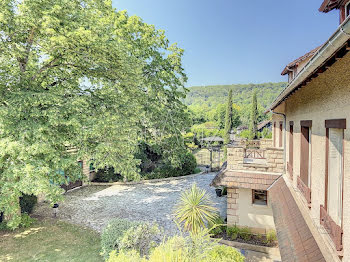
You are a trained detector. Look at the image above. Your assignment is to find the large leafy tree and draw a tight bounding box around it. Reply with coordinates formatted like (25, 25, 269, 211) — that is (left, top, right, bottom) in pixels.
(0, 0, 188, 228)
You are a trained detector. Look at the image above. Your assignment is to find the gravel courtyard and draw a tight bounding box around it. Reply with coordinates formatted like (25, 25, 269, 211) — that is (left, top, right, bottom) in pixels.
(34, 172, 226, 235)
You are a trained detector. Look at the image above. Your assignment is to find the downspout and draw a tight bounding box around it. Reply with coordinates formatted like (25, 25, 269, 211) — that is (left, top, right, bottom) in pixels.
(270, 110, 287, 173)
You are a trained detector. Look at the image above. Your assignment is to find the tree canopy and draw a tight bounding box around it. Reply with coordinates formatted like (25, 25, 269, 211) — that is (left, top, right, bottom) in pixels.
(0, 0, 188, 228)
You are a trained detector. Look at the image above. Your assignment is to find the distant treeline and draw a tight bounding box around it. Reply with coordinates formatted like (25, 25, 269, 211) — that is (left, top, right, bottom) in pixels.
(184, 82, 286, 109)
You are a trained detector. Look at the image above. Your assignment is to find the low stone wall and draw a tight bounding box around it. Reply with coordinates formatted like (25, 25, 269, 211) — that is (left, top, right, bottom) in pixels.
(260, 139, 273, 149)
(218, 239, 280, 258)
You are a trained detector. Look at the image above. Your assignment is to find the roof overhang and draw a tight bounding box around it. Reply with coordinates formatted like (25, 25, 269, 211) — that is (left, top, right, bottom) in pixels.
(319, 0, 343, 12)
(211, 169, 281, 190)
(267, 16, 350, 112)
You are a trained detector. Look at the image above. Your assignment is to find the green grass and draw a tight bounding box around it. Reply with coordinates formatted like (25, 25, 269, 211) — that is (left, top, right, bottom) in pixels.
(0, 219, 103, 262)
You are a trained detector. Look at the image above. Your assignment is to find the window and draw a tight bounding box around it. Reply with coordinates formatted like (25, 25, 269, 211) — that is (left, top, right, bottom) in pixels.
(346, 2, 350, 18)
(326, 128, 344, 226)
(252, 190, 267, 205)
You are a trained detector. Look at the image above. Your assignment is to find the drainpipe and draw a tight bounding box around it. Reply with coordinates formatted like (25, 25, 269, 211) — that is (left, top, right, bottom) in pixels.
(270, 110, 287, 173)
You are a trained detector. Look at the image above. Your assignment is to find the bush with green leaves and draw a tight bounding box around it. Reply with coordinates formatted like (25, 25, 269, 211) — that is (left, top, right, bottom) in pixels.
(0, 213, 36, 230)
(174, 183, 218, 234)
(265, 230, 277, 244)
(239, 227, 252, 241)
(93, 167, 123, 182)
(208, 216, 225, 235)
(206, 245, 245, 262)
(107, 228, 245, 262)
(227, 226, 240, 240)
(120, 223, 161, 257)
(101, 218, 140, 260)
(19, 194, 37, 214)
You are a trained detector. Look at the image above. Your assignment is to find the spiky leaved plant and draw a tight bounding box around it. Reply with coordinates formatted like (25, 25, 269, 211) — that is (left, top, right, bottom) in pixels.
(174, 183, 218, 234)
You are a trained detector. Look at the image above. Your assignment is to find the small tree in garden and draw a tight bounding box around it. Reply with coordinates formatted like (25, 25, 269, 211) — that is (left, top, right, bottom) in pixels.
(174, 184, 218, 234)
(224, 89, 233, 157)
(249, 90, 259, 139)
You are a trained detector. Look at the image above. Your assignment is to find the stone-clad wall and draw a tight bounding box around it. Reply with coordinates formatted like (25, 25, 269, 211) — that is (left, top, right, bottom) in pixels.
(227, 146, 284, 173)
(227, 188, 239, 225)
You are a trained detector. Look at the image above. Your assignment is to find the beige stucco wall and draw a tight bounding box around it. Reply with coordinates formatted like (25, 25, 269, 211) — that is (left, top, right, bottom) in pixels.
(271, 113, 284, 149)
(236, 188, 275, 233)
(274, 52, 350, 261)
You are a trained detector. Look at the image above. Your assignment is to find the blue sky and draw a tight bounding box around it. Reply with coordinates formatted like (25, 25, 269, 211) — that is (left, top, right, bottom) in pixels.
(112, 0, 339, 87)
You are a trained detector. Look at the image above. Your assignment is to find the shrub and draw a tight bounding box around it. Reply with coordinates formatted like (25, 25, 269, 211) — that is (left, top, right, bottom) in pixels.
(174, 183, 218, 234)
(120, 223, 161, 257)
(205, 245, 245, 262)
(239, 227, 252, 241)
(19, 213, 36, 228)
(93, 167, 122, 182)
(108, 229, 245, 262)
(208, 216, 225, 236)
(227, 226, 239, 240)
(108, 250, 142, 262)
(265, 230, 277, 244)
(193, 167, 202, 174)
(19, 194, 37, 214)
(180, 151, 197, 176)
(0, 214, 36, 230)
(101, 218, 140, 260)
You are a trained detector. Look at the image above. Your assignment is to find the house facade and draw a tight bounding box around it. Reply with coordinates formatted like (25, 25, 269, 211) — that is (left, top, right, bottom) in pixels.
(213, 1, 350, 261)
(269, 1, 350, 260)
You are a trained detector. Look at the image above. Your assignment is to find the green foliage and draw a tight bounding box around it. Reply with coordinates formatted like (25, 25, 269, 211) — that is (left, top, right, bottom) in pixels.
(101, 218, 140, 260)
(19, 194, 37, 214)
(108, 228, 244, 262)
(144, 151, 197, 180)
(222, 187, 227, 196)
(0, 0, 190, 228)
(93, 167, 122, 183)
(0, 214, 36, 230)
(193, 167, 202, 174)
(227, 226, 240, 240)
(239, 130, 253, 139)
(185, 82, 286, 109)
(262, 128, 272, 139)
(120, 223, 161, 257)
(206, 245, 245, 262)
(265, 230, 277, 244)
(249, 90, 258, 139)
(208, 216, 225, 235)
(174, 184, 218, 234)
(239, 227, 252, 241)
(19, 213, 36, 228)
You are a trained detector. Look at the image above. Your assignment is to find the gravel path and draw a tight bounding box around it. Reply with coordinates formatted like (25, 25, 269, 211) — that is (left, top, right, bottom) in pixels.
(34, 172, 226, 235)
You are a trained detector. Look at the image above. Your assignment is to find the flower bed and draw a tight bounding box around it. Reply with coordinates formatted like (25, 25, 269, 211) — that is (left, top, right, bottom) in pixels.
(208, 219, 278, 248)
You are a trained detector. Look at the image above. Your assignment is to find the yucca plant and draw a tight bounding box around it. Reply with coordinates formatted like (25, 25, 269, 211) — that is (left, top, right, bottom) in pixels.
(174, 183, 218, 234)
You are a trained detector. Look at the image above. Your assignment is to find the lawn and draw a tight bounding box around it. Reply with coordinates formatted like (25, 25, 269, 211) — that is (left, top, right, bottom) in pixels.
(0, 219, 103, 262)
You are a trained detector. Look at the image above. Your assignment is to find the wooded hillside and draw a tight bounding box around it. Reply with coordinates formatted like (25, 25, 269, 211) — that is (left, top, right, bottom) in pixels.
(184, 82, 287, 108)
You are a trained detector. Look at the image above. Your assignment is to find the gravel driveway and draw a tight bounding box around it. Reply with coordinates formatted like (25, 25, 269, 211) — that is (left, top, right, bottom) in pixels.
(34, 172, 226, 235)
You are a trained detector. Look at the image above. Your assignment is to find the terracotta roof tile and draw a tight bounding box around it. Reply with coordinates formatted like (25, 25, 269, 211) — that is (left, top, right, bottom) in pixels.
(211, 169, 281, 189)
(281, 46, 321, 75)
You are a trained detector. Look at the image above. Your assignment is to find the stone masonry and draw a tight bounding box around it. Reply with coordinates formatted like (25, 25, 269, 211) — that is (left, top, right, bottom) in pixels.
(227, 187, 239, 225)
